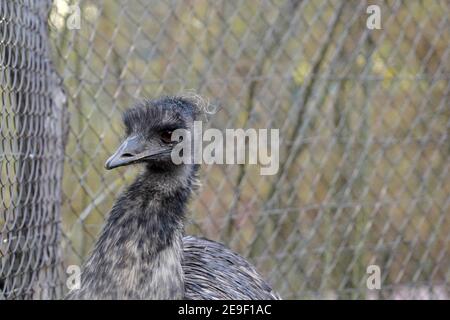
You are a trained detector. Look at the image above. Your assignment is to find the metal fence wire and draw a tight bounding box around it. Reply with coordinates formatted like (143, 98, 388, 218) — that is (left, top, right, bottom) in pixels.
(1, 0, 449, 299)
(0, 0, 67, 299)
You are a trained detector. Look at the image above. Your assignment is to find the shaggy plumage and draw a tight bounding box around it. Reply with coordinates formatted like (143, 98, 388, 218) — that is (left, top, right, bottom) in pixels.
(183, 236, 279, 299)
(67, 96, 279, 300)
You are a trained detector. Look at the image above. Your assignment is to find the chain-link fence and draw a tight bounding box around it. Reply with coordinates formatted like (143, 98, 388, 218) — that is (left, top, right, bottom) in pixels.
(0, 0, 67, 299)
(1, 0, 449, 299)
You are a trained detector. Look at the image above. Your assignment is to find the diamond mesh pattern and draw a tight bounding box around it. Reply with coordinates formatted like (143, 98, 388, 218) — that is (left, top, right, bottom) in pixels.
(51, 0, 450, 299)
(0, 0, 67, 299)
(1, 0, 449, 299)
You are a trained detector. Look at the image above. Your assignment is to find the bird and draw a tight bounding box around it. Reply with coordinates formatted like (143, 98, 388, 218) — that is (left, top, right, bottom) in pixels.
(66, 96, 280, 300)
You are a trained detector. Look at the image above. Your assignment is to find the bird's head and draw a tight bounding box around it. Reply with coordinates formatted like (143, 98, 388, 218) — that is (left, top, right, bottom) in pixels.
(105, 96, 201, 172)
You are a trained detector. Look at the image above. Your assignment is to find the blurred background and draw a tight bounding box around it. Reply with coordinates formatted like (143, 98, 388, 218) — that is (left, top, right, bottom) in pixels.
(0, 0, 449, 299)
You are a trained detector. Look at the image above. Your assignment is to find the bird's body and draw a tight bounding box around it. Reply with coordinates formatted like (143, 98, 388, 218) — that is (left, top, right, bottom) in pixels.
(184, 236, 279, 299)
(67, 97, 279, 300)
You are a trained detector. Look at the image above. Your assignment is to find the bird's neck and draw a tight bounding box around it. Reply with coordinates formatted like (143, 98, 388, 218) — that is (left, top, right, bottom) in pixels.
(76, 166, 196, 299)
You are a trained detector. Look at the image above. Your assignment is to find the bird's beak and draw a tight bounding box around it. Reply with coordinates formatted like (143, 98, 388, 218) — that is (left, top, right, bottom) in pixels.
(105, 135, 165, 170)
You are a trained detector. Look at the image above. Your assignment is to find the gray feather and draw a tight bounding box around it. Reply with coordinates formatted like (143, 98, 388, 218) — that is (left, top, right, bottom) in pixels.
(66, 97, 280, 300)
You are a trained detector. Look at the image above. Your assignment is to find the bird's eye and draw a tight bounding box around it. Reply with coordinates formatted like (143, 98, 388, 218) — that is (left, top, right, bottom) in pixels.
(160, 130, 174, 143)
